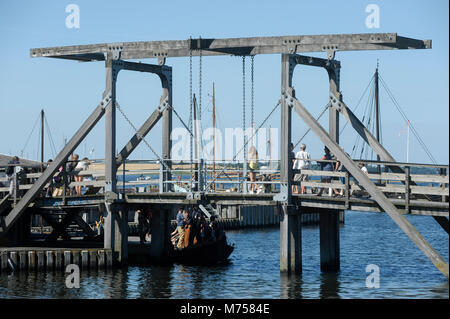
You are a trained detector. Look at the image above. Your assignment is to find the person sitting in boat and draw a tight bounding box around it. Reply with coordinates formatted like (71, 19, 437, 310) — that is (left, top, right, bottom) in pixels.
(175, 207, 186, 249)
(199, 215, 211, 242)
(189, 205, 202, 245)
(209, 215, 223, 241)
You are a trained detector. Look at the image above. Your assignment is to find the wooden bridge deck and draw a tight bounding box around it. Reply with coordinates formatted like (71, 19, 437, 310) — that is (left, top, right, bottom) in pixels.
(24, 191, 448, 217)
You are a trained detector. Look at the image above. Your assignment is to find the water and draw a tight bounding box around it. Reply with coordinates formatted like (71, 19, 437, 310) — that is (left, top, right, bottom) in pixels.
(0, 211, 448, 299)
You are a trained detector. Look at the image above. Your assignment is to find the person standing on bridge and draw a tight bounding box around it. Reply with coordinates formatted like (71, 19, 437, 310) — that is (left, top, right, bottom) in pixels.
(316, 146, 340, 197)
(74, 156, 89, 196)
(293, 143, 311, 194)
(6, 156, 20, 197)
(248, 146, 259, 193)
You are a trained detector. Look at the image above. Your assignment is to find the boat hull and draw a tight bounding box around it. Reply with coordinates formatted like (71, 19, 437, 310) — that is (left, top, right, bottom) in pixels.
(170, 235, 234, 265)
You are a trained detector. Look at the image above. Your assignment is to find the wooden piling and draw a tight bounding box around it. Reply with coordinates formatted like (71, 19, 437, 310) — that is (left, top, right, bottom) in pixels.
(106, 250, 113, 268)
(1, 251, 8, 272)
(28, 251, 36, 270)
(10, 251, 18, 270)
(81, 250, 89, 270)
(55, 251, 62, 270)
(72, 250, 80, 267)
(19, 251, 26, 270)
(37, 251, 45, 270)
(64, 251, 71, 268)
(46, 251, 54, 270)
(98, 250, 105, 268)
(89, 250, 97, 269)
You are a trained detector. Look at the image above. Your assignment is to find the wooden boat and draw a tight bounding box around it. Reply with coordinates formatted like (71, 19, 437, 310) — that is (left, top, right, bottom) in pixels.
(170, 226, 234, 265)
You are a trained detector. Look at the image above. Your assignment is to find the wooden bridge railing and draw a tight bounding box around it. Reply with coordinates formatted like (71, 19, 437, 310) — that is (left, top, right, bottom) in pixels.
(1, 159, 448, 208)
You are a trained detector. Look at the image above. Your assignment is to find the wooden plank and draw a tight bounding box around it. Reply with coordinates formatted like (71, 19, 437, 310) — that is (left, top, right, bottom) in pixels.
(410, 186, 449, 196)
(301, 181, 345, 189)
(302, 169, 346, 177)
(411, 174, 449, 184)
(30, 33, 431, 61)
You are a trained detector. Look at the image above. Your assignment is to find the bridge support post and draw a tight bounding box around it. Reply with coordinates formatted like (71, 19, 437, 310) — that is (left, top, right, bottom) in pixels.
(280, 206, 302, 274)
(161, 67, 172, 193)
(319, 60, 341, 273)
(103, 55, 128, 266)
(279, 55, 302, 274)
(150, 205, 170, 262)
(320, 209, 340, 272)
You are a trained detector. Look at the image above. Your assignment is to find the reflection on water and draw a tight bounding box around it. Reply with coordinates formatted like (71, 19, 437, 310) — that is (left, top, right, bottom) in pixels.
(0, 212, 448, 299)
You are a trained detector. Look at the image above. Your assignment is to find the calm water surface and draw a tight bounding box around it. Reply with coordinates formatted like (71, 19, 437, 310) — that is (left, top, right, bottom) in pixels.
(0, 211, 448, 299)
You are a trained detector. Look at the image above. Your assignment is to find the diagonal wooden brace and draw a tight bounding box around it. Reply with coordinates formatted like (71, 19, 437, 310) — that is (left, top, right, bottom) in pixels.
(289, 93, 449, 279)
(0, 94, 112, 233)
(330, 93, 449, 233)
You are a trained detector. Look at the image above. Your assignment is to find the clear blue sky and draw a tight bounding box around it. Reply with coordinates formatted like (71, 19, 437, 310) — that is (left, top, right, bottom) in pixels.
(0, 0, 448, 164)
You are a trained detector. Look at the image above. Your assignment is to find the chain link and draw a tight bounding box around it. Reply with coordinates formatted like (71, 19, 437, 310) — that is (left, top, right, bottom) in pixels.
(189, 49, 193, 190)
(199, 49, 202, 125)
(251, 55, 254, 136)
(205, 98, 281, 192)
(242, 56, 246, 161)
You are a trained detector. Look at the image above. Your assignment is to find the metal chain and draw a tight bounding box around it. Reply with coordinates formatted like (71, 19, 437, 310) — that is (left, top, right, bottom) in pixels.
(116, 102, 171, 173)
(205, 98, 281, 192)
(251, 55, 254, 136)
(242, 56, 246, 161)
(198, 49, 202, 128)
(189, 49, 193, 189)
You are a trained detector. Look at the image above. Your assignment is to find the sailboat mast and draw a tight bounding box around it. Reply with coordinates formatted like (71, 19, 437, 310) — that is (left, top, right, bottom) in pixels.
(212, 82, 216, 190)
(374, 63, 381, 176)
(41, 109, 44, 171)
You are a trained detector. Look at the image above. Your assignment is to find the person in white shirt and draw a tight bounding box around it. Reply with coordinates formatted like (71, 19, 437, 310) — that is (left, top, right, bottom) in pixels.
(293, 143, 311, 194)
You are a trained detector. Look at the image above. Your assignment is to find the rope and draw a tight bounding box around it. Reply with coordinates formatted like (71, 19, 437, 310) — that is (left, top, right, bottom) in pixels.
(339, 74, 375, 135)
(379, 74, 437, 164)
(293, 102, 330, 149)
(44, 114, 58, 158)
(21, 112, 40, 157)
(115, 102, 172, 174)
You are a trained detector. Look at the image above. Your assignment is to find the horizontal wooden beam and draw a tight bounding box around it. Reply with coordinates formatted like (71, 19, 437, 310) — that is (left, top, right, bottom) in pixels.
(30, 33, 431, 62)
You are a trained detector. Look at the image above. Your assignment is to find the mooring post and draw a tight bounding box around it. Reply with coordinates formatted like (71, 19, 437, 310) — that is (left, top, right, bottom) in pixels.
(279, 54, 301, 274)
